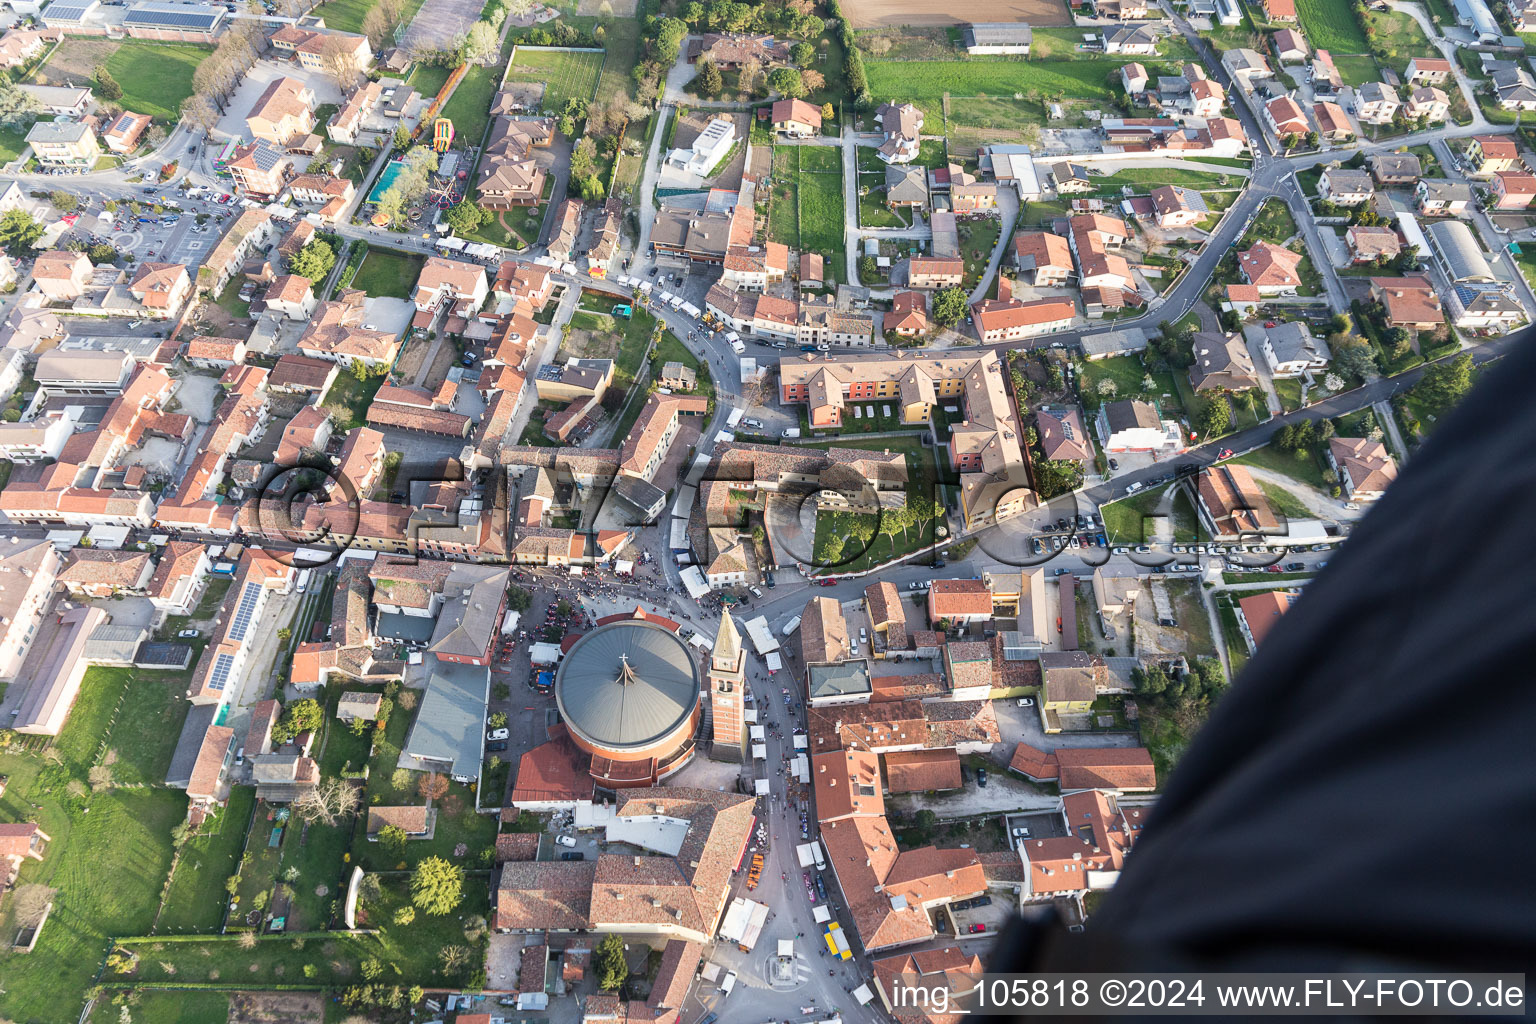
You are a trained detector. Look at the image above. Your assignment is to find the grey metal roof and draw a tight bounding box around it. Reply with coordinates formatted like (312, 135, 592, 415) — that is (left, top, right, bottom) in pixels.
(555, 620, 699, 751)
(26, 121, 91, 144)
(83, 622, 148, 665)
(1427, 219, 1494, 282)
(964, 22, 1032, 45)
(405, 656, 490, 777)
(165, 703, 218, 787)
(1079, 326, 1148, 356)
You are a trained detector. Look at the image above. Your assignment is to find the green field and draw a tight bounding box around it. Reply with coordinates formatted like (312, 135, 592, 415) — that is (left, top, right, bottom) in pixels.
(865, 58, 1118, 125)
(156, 786, 257, 934)
(311, 0, 427, 33)
(442, 61, 500, 146)
(351, 247, 425, 300)
(1363, 9, 1432, 74)
(1332, 53, 1382, 87)
(502, 46, 604, 112)
(768, 145, 844, 282)
(103, 41, 209, 121)
(1295, 0, 1369, 53)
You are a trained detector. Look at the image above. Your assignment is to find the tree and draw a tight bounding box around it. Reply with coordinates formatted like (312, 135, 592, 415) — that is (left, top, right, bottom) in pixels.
(858, 255, 877, 281)
(464, 20, 499, 63)
(507, 585, 532, 611)
(94, 65, 123, 101)
(570, 136, 598, 181)
(0, 79, 43, 126)
(318, 36, 362, 91)
(1096, 377, 1118, 398)
(394, 905, 416, 926)
(594, 933, 628, 991)
(392, 124, 411, 151)
(932, 286, 968, 326)
(292, 777, 361, 826)
(651, 17, 689, 64)
(0, 210, 42, 255)
(418, 771, 450, 802)
(410, 856, 465, 916)
(378, 824, 409, 858)
(695, 58, 723, 96)
(275, 698, 323, 741)
(88, 242, 117, 264)
(1332, 339, 1377, 382)
(800, 68, 825, 93)
(361, 3, 392, 49)
(444, 201, 488, 234)
(1197, 395, 1231, 440)
(768, 66, 804, 97)
(49, 191, 79, 213)
(821, 101, 835, 123)
(488, 711, 508, 729)
(791, 41, 815, 66)
(290, 239, 337, 282)
(1417, 352, 1474, 411)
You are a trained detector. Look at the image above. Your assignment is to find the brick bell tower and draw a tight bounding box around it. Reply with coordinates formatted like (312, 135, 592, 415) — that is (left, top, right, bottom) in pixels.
(708, 606, 746, 759)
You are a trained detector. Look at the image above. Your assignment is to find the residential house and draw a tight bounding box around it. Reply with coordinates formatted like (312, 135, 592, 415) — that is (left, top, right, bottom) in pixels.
(1222, 48, 1273, 84)
(1319, 167, 1374, 205)
(1034, 405, 1093, 464)
(0, 823, 50, 894)
(720, 242, 788, 291)
(58, 548, 153, 598)
(1369, 152, 1421, 184)
(32, 249, 93, 300)
(197, 209, 275, 295)
(227, 140, 295, 200)
(245, 76, 316, 147)
(18, 84, 88, 116)
(1242, 320, 1330, 375)
(1444, 282, 1523, 330)
(1237, 241, 1304, 295)
(101, 110, 152, 154)
(1405, 57, 1451, 84)
(1122, 62, 1149, 95)
(875, 101, 922, 164)
(1051, 162, 1095, 194)
(1039, 650, 1109, 728)
(1327, 436, 1399, 501)
(1346, 225, 1401, 262)
(1405, 86, 1449, 123)
(1188, 332, 1258, 391)
(695, 32, 790, 68)
(1264, 95, 1310, 138)
(477, 116, 552, 209)
(951, 181, 998, 212)
(1415, 178, 1474, 217)
(885, 163, 928, 208)
(0, 27, 59, 69)
(185, 335, 249, 369)
(1150, 184, 1205, 228)
(1103, 25, 1159, 55)
(25, 121, 99, 168)
(771, 97, 821, 137)
(128, 261, 192, 318)
(927, 579, 993, 628)
(264, 274, 317, 320)
(1492, 67, 1536, 110)
(413, 256, 488, 314)
(1188, 77, 1226, 117)
(1356, 81, 1399, 124)
(1273, 28, 1307, 62)
(0, 539, 63, 681)
(1493, 169, 1536, 209)
(1313, 101, 1352, 141)
(886, 291, 927, 336)
(907, 256, 963, 288)
(1195, 463, 1278, 538)
(146, 541, 212, 615)
(1263, 0, 1297, 20)
(1236, 590, 1295, 650)
(1467, 134, 1520, 174)
(971, 298, 1076, 342)
(1012, 231, 1073, 286)
(1095, 399, 1181, 453)
(1312, 50, 1343, 97)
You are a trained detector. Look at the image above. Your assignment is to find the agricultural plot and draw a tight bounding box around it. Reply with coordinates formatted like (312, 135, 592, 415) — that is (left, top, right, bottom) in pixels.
(840, 0, 1071, 28)
(865, 58, 1121, 127)
(1295, 0, 1369, 53)
(769, 146, 845, 281)
(501, 47, 604, 111)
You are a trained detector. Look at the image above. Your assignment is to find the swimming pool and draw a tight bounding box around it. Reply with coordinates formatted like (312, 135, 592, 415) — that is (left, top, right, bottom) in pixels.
(366, 158, 407, 204)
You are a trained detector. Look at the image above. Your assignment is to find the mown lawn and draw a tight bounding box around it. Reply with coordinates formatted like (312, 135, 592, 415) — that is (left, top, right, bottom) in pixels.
(1363, 9, 1431, 75)
(441, 60, 500, 147)
(103, 42, 209, 121)
(351, 781, 497, 871)
(157, 786, 257, 934)
(1076, 354, 1181, 413)
(321, 368, 387, 433)
(797, 147, 845, 281)
(311, 0, 427, 33)
(89, 990, 230, 1024)
(1101, 484, 1171, 545)
(805, 437, 941, 573)
(866, 56, 1122, 124)
(351, 248, 424, 300)
(115, 874, 490, 989)
(1231, 443, 1331, 490)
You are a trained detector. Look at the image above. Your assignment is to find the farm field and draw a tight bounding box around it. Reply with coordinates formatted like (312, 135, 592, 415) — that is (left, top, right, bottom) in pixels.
(840, 0, 1070, 27)
(501, 47, 605, 112)
(1295, 0, 1369, 53)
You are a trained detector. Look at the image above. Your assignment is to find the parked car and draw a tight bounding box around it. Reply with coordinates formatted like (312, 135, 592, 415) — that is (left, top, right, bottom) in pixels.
(487, 727, 509, 741)
(969, 923, 986, 933)
(487, 740, 507, 753)
(177, 629, 199, 638)
(1012, 826, 1031, 837)
(1285, 562, 1307, 571)
(976, 768, 988, 788)
(1016, 698, 1034, 707)
(555, 834, 577, 848)
(560, 851, 585, 860)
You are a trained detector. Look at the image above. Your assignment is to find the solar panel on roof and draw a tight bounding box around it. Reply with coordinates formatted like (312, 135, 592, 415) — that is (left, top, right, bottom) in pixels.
(43, 1, 98, 18)
(208, 651, 236, 693)
(226, 581, 263, 642)
(123, 5, 221, 28)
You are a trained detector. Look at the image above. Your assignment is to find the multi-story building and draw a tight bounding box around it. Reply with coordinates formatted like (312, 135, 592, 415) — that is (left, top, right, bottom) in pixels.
(245, 76, 316, 146)
(227, 140, 295, 200)
(25, 120, 98, 167)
